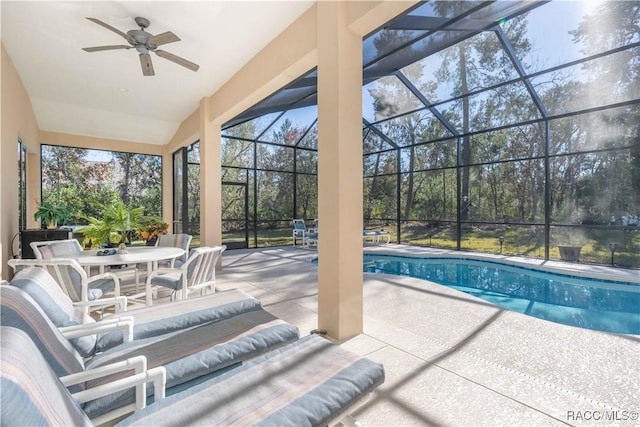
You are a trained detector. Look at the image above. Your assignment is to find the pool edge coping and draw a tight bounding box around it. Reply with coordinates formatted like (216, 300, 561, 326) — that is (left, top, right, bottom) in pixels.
(363, 244, 640, 285)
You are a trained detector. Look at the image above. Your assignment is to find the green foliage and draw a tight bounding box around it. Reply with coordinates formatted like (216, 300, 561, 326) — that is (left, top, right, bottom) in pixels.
(34, 201, 73, 229)
(78, 199, 144, 247)
(77, 216, 114, 248)
(103, 201, 144, 243)
(41, 145, 162, 226)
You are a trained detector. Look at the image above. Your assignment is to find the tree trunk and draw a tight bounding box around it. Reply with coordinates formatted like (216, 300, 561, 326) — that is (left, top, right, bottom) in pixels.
(459, 46, 471, 221)
(403, 146, 415, 220)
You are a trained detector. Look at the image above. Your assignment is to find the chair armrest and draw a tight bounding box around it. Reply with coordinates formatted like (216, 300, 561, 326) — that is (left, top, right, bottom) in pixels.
(88, 271, 122, 289)
(59, 316, 134, 343)
(60, 356, 166, 426)
(7, 258, 45, 270)
(72, 295, 128, 312)
(87, 271, 122, 309)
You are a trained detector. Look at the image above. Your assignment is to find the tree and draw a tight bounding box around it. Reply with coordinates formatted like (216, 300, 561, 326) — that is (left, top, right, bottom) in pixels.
(570, 1, 640, 215)
(112, 152, 162, 216)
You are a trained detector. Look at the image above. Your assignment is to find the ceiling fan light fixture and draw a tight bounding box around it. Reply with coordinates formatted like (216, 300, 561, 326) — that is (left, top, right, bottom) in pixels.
(82, 16, 199, 76)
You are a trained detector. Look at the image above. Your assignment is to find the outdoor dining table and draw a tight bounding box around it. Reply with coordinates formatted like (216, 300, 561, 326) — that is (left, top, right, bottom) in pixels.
(75, 246, 186, 276)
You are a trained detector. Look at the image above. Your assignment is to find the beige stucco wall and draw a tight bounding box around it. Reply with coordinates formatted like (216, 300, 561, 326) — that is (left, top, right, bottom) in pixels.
(0, 42, 167, 280)
(1, 44, 40, 280)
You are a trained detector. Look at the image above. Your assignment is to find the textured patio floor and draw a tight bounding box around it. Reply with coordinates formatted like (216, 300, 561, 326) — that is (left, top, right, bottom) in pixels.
(216, 245, 639, 427)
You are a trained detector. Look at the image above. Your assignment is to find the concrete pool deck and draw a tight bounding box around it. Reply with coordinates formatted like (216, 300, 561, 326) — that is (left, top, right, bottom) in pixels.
(216, 245, 639, 427)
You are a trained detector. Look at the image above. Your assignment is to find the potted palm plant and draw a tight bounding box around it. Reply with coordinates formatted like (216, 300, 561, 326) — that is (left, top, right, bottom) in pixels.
(78, 200, 144, 248)
(34, 201, 73, 229)
(102, 201, 144, 246)
(78, 216, 116, 249)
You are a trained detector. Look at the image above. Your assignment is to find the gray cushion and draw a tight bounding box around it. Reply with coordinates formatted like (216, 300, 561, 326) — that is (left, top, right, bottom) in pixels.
(116, 334, 385, 427)
(83, 310, 299, 419)
(96, 289, 262, 351)
(0, 327, 92, 427)
(10, 268, 98, 357)
(0, 285, 86, 392)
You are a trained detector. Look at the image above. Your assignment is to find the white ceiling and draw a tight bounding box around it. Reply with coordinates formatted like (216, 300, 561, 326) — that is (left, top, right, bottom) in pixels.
(1, 1, 315, 145)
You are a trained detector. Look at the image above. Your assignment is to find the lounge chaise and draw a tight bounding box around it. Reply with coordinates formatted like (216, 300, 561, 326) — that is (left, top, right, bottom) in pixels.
(0, 284, 299, 421)
(9, 266, 266, 354)
(363, 229, 391, 244)
(1, 325, 385, 427)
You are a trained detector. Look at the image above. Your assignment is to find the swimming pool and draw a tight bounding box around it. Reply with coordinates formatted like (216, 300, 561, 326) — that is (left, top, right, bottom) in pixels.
(363, 254, 640, 335)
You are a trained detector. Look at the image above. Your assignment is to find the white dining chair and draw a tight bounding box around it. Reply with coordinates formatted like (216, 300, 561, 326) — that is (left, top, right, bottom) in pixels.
(144, 246, 226, 306)
(7, 258, 121, 315)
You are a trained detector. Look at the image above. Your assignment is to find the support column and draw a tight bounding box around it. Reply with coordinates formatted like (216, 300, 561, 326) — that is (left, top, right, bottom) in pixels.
(199, 98, 222, 248)
(317, 1, 363, 341)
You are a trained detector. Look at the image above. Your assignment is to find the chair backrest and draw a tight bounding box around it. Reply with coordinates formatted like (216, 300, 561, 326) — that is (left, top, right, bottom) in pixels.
(9, 266, 98, 356)
(9, 266, 93, 325)
(0, 327, 93, 427)
(12, 257, 98, 302)
(156, 234, 192, 264)
(0, 285, 85, 385)
(293, 219, 306, 232)
(180, 245, 226, 299)
(25, 258, 92, 302)
(31, 239, 83, 259)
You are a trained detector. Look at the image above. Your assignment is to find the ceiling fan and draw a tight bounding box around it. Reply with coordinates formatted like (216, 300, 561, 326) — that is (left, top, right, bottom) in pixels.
(82, 16, 199, 76)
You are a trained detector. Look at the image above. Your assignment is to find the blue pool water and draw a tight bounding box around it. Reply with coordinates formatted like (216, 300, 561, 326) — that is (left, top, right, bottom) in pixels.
(363, 255, 640, 335)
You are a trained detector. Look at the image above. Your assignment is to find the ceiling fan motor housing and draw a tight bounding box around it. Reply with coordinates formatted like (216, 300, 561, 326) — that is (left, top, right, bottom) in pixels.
(128, 29, 152, 46)
(134, 17, 150, 29)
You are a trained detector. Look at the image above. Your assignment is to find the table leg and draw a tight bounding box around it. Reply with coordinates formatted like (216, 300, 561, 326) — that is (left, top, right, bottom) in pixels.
(145, 260, 153, 306)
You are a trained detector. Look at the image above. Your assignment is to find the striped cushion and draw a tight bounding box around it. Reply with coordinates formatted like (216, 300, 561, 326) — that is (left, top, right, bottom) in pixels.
(10, 268, 264, 356)
(0, 285, 85, 391)
(83, 309, 299, 419)
(37, 240, 81, 259)
(148, 247, 203, 291)
(157, 234, 192, 265)
(116, 334, 385, 427)
(97, 289, 263, 351)
(0, 327, 92, 427)
(41, 263, 107, 302)
(10, 267, 91, 325)
(10, 267, 97, 357)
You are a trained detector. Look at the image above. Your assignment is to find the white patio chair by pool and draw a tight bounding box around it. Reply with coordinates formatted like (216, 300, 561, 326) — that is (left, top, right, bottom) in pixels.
(304, 219, 319, 248)
(292, 219, 307, 246)
(363, 229, 391, 244)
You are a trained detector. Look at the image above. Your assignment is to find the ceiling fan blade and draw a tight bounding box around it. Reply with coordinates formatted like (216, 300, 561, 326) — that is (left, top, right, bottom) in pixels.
(86, 17, 135, 45)
(155, 50, 199, 72)
(139, 53, 155, 76)
(148, 31, 181, 47)
(82, 45, 132, 52)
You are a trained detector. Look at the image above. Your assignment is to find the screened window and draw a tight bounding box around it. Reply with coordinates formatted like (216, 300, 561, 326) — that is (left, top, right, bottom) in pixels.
(221, 1, 639, 267)
(41, 145, 162, 224)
